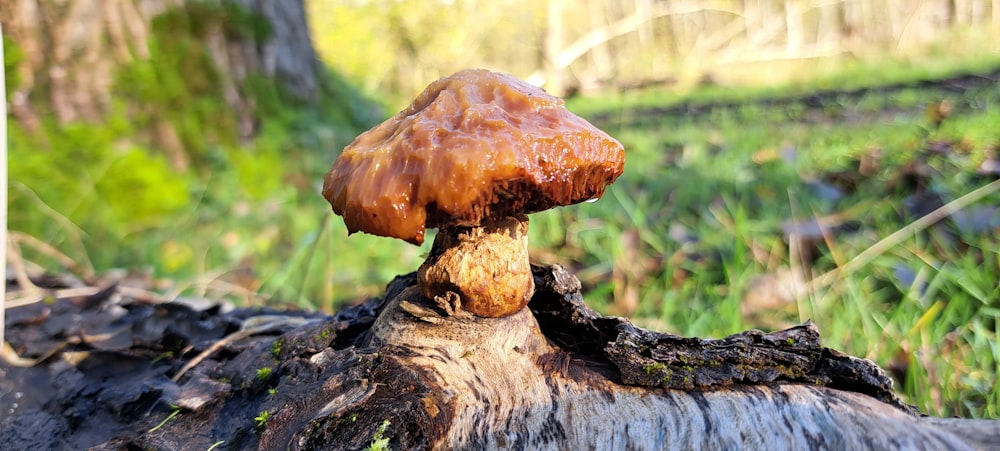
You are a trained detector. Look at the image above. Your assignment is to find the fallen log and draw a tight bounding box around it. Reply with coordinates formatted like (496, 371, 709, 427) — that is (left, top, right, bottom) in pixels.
(2, 264, 998, 450)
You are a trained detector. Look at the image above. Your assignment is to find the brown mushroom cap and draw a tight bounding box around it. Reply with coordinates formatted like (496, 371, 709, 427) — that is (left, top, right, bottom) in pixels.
(322, 69, 625, 245)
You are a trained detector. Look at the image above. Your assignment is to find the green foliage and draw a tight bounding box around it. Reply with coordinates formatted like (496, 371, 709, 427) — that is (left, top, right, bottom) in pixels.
(95, 148, 192, 227)
(116, 7, 237, 166)
(254, 410, 270, 429)
(10, 2, 379, 290)
(271, 338, 284, 358)
(308, 0, 1000, 112)
(227, 146, 285, 200)
(566, 53, 1000, 120)
(9, 116, 196, 261)
(3, 34, 24, 92)
(307, 0, 545, 106)
(365, 420, 391, 451)
(156, 1, 272, 44)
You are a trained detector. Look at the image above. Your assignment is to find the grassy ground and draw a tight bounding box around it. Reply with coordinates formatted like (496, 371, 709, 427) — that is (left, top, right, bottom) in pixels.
(552, 62, 1000, 418)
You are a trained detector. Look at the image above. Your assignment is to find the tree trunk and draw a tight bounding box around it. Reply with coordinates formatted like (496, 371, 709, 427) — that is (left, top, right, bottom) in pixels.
(2, 265, 997, 449)
(1, 0, 322, 166)
(232, 0, 318, 101)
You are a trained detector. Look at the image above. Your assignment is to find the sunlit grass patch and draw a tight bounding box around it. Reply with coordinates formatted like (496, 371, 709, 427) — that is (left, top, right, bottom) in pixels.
(556, 63, 1000, 416)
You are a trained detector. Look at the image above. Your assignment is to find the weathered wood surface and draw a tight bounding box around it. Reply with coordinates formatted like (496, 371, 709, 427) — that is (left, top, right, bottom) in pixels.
(2, 265, 998, 450)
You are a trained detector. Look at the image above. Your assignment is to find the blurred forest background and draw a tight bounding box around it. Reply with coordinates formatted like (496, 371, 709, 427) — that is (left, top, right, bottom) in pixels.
(312, 0, 1000, 101)
(3, 0, 1000, 416)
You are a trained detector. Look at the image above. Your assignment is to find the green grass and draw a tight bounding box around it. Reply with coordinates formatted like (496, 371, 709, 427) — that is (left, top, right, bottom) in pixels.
(549, 63, 1000, 418)
(566, 51, 1000, 119)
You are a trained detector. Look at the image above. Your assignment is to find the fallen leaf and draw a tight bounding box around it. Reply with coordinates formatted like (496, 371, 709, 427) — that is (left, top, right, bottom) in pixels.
(741, 269, 806, 328)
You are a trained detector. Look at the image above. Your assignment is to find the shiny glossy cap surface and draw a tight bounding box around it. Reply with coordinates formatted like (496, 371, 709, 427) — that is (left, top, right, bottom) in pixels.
(323, 69, 625, 245)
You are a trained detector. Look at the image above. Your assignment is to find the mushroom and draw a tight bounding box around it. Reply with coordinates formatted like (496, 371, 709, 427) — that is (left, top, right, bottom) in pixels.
(322, 69, 624, 317)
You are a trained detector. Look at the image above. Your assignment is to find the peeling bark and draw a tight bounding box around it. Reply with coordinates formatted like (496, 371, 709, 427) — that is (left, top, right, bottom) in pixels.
(2, 265, 998, 450)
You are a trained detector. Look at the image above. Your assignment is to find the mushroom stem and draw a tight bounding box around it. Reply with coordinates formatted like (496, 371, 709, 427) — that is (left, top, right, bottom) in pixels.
(417, 214, 534, 317)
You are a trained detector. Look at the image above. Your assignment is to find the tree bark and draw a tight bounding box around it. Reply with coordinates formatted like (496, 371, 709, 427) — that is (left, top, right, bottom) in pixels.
(232, 0, 319, 101)
(1, 0, 323, 161)
(2, 265, 998, 449)
(1, 0, 158, 127)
